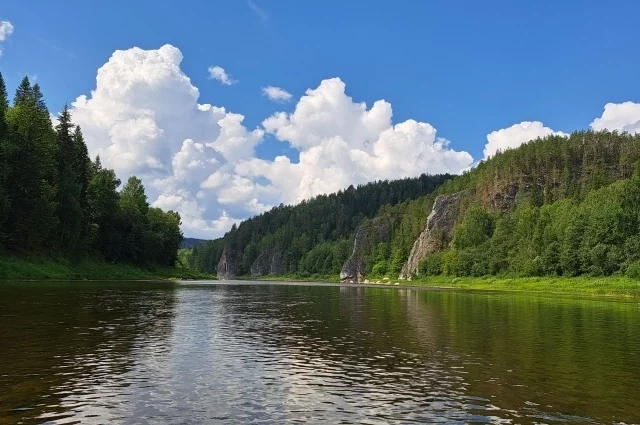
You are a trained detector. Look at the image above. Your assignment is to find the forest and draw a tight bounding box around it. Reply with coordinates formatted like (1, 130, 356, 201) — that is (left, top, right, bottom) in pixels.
(0, 73, 183, 269)
(5, 68, 640, 283)
(189, 174, 451, 275)
(189, 130, 640, 282)
(416, 131, 640, 279)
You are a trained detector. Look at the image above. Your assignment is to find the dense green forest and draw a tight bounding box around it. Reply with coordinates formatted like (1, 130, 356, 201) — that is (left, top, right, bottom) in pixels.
(189, 174, 451, 275)
(189, 130, 640, 282)
(0, 73, 183, 268)
(7, 68, 639, 283)
(416, 131, 640, 279)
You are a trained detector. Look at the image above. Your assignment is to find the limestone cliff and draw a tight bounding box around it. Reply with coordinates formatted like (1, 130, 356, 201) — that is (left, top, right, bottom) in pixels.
(216, 246, 236, 280)
(400, 191, 469, 279)
(340, 216, 393, 283)
(250, 249, 284, 276)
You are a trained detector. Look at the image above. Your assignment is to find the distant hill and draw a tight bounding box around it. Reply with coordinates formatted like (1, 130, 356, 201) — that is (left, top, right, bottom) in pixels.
(188, 174, 452, 276)
(189, 130, 640, 282)
(180, 238, 208, 249)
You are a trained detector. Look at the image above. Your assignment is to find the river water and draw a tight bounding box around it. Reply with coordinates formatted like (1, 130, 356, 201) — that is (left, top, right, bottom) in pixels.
(1, 281, 639, 424)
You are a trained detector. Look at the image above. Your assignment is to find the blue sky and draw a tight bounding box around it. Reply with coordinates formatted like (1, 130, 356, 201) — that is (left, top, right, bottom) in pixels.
(2, 1, 640, 237)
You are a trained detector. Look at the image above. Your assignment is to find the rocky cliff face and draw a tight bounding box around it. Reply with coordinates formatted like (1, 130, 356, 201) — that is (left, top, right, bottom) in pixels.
(400, 191, 469, 279)
(250, 249, 284, 276)
(216, 246, 236, 280)
(340, 216, 393, 283)
(482, 183, 518, 212)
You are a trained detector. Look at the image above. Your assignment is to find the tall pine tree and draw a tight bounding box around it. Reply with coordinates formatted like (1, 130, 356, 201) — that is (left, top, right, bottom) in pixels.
(0, 72, 9, 245)
(5, 77, 58, 251)
(54, 105, 83, 255)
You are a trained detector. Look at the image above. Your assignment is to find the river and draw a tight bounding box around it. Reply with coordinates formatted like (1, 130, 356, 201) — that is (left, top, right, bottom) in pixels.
(0, 281, 639, 424)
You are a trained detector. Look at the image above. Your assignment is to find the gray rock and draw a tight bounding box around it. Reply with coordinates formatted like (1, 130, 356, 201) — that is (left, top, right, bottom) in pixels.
(484, 183, 518, 212)
(216, 246, 236, 280)
(340, 216, 393, 283)
(269, 251, 284, 275)
(250, 249, 284, 276)
(399, 191, 469, 279)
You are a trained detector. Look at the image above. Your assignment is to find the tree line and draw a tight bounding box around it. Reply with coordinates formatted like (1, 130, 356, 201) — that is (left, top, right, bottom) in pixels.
(190, 128, 640, 281)
(189, 174, 452, 275)
(410, 130, 640, 279)
(0, 74, 182, 267)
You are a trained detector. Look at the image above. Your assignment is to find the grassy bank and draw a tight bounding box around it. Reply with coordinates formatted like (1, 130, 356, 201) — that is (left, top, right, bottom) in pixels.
(244, 273, 640, 297)
(380, 275, 640, 297)
(0, 256, 215, 281)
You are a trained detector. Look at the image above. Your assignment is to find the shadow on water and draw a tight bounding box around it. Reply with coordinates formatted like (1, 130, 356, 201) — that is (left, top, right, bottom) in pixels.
(0, 281, 178, 425)
(1, 281, 639, 424)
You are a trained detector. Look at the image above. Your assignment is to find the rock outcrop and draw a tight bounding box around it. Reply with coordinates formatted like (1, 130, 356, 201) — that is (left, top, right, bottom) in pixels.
(216, 246, 236, 280)
(400, 191, 469, 279)
(340, 216, 393, 283)
(482, 183, 518, 212)
(250, 249, 284, 276)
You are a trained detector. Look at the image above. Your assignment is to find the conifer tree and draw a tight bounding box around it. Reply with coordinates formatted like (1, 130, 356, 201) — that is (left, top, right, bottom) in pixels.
(73, 126, 91, 254)
(54, 105, 83, 255)
(5, 77, 58, 250)
(13, 76, 31, 106)
(0, 72, 9, 244)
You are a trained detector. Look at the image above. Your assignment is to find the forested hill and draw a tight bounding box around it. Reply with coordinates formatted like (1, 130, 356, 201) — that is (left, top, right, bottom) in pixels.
(0, 73, 183, 268)
(180, 238, 208, 249)
(407, 130, 640, 279)
(190, 130, 640, 282)
(189, 174, 452, 275)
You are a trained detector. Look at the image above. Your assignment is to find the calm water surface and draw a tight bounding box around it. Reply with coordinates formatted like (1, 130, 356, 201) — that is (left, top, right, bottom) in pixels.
(1, 281, 639, 424)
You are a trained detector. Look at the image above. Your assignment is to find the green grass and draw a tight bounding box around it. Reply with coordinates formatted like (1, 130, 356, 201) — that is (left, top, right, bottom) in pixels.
(0, 255, 215, 281)
(246, 273, 640, 297)
(404, 275, 640, 297)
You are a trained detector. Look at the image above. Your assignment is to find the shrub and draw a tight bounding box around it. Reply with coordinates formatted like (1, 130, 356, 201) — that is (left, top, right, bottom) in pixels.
(418, 252, 443, 276)
(626, 262, 640, 279)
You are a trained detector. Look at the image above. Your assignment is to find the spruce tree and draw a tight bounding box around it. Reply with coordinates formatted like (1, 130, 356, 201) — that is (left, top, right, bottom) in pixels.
(54, 105, 83, 255)
(72, 126, 91, 254)
(13, 76, 31, 106)
(5, 77, 58, 250)
(87, 159, 121, 260)
(0, 72, 9, 245)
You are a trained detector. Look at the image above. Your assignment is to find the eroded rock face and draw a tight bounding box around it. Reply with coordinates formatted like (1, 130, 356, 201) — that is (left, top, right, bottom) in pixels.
(269, 251, 284, 275)
(216, 246, 236, 280)
(340, 216, 393, 283)
(250, 249, 284, 276)
(400, 191, 469, 279)
(483, 183, 518, 212)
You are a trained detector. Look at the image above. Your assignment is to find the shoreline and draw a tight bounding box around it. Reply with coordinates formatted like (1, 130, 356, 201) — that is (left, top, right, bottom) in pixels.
(3, 257, 639, 298)
(0, 256, 215, 281)
(236, 274, 640, 298)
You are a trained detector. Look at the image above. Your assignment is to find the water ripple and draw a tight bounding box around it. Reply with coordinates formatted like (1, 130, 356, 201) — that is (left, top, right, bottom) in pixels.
(1, 282, 639, 424)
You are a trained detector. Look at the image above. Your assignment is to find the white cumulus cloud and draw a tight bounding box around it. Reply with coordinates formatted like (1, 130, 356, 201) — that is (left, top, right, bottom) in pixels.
(236, 77, 474, 205)
(69, 45, 474, 238)
(590, 101, 640, 134)
(483, 121, 568, 159)
(262, 86, 292, 102)
(0, 20, 15, 56)
(70, 45, 261, 238)
(208, 65, 237, 86)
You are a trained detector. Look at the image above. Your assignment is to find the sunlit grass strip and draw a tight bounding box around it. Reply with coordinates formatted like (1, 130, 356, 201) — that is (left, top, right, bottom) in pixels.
(247, 273, 640, 297)
(407, 275, 640, 297)
(0, 256, 215, 281)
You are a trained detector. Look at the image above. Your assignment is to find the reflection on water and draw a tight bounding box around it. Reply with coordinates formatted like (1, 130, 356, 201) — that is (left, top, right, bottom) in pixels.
(1, 281, 639, 424)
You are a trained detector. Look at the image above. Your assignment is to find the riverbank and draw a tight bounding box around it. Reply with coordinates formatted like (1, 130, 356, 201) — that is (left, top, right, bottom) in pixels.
(238, 273, 339, 283)
(246, 274, 640, 297)
(369, 275, 640, 297)
(0, 256, 215, 281)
